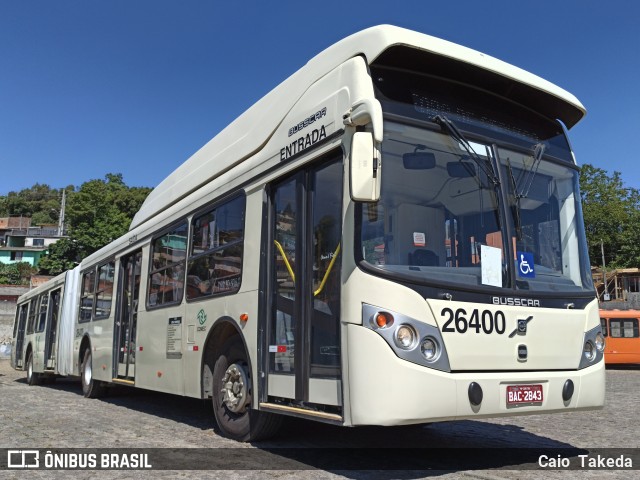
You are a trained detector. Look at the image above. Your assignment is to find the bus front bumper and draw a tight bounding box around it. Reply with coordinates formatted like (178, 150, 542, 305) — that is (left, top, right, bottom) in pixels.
(346, 324, 605, 426)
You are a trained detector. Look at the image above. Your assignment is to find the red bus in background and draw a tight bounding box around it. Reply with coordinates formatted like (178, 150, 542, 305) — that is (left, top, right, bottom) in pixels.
(600, 310, 640, 365)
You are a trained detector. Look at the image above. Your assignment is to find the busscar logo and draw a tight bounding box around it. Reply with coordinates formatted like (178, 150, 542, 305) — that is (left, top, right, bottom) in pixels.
(7, 450, 39, 469)
(509, 316, 534, 338)
(281, 107, 329, 162)
(288, 107, 327, 137)
(492, 296, 541, 307)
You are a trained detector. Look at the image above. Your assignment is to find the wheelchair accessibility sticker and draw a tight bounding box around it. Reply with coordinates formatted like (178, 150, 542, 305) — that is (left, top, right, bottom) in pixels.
(517, 251, 535, 278)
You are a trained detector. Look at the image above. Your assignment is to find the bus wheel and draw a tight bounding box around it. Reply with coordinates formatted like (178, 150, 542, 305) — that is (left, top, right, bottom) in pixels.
(81, 349, 106, 398)
(211, 336, 282, 442)
(26, 353, 41, 386)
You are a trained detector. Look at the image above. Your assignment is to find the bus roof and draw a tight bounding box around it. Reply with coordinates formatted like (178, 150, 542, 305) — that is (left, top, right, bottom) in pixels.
(17, 271, 67, 304)
(130, 24, 586, 230)
(600, 310, 640, 318)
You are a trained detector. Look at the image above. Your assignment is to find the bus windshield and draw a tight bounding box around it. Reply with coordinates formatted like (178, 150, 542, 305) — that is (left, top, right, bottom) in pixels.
(359, 119, 594, 294)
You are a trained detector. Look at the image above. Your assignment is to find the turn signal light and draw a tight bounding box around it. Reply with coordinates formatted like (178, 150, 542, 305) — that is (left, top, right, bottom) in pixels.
(374, 311, 394, 329)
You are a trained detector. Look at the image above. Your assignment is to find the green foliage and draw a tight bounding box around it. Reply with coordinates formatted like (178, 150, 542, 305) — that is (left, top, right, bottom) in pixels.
(64, 173, 151, 259)
(0, 262, 38, 285)
(580, 164, 640, 268)
(37, 238, 81, 276)
(0, 184, 71, 225)
(4, 174, 152, 276)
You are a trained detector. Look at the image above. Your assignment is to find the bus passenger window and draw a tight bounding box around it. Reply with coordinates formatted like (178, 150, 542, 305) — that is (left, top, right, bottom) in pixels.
(95, 262, 115, 318)
(79, 270, 95, 322)
(600, 318, 608, 337)
(36, 293, 49, 332)
(26, 298, 38, 334)
(148, 222, 188, 307)
(609, 319, 639, 338)
(187, 195, 245, 300)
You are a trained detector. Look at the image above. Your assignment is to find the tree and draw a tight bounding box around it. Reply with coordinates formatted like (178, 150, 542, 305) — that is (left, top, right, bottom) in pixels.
(35, 173, 152, 271)
(580, 164, 640, 268)
(617, 191, 640, 267)
(63, 173, 151, 259)
(0, 262, 38, 285)
(37, 238, 82, 276)
(0, 184, 69, 225)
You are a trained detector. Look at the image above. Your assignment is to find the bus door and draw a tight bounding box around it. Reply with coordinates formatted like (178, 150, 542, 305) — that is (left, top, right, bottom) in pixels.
(266, 157, 343, 410)
(12, 303, 29, 368)
(114, 250, 142, 381)
(44, 288, 61, 370)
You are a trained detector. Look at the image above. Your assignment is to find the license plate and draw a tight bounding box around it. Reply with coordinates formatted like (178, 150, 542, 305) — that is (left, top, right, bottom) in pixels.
(506, 384, 543, 406)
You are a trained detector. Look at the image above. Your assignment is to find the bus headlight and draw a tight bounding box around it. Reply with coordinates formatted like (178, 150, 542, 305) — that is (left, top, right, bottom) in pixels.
(583, 341, 595, 362)
(420, 337, 440, 362)
(394, 325, 417, 350)
(578, 325, 604, 369)
(362, 304, 451, 372)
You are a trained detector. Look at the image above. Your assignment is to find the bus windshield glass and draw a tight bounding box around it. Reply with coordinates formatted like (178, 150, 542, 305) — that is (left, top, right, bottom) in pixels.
(359, 121, 593, 294)
(360, 120, 508, 289)
(498, 146, 592, 292)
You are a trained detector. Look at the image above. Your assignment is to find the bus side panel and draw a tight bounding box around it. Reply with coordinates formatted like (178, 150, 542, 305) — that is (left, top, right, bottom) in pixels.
(183, 190, 262, 399)
(601, 312, 640, 365)
(89, 263, 117, 383)
(135, 247, 186, 395)
(135, 305, 186, 394)
(90, 318, 115, 382)
(604, 336, 640, 364)
(33, 330, 46, 373)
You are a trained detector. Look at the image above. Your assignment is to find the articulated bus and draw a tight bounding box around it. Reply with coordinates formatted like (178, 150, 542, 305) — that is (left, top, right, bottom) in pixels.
(11, 267, 79, 384)
(600, 310, 640, 365)
(11, 25, 605, 441)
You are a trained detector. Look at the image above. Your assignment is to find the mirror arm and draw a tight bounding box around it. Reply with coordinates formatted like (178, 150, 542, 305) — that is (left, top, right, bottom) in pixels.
(343, 98, 383, 143)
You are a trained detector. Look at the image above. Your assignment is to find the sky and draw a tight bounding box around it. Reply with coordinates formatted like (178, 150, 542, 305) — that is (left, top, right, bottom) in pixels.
(1, 0, 639, 197)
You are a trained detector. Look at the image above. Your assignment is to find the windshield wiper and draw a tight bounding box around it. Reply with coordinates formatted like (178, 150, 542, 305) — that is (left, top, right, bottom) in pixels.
(433, 115, 500, 187)
(505, 143, 545, 240)
(515, 142, 545, 198)
(506, 158, 523, 240)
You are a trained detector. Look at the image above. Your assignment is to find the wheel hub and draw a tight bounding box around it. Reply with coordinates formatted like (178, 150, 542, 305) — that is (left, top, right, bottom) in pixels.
(84, 358, 92, 384)
(220, 363, 250, 413)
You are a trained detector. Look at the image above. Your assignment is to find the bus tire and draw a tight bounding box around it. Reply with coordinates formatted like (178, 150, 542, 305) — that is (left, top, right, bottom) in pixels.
(211, 336, 282, 442)
(26, 352, 42, 386)
(81, 349, 106, 398)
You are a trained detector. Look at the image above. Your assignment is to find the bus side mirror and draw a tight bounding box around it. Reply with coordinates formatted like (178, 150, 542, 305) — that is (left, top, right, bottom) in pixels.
(350, 132, 381, 202)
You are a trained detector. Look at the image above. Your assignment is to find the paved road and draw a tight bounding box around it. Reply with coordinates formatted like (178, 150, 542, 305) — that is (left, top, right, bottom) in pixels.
(0, 358, 637, 479)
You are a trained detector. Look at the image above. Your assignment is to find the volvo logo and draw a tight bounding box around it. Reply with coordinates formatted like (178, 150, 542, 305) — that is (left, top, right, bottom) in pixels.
(509, 316, 533, 338)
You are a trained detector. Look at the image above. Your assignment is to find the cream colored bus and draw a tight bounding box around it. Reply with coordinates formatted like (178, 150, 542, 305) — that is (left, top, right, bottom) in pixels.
(12, 25, 605, 441)
(11, 267, 78, 384)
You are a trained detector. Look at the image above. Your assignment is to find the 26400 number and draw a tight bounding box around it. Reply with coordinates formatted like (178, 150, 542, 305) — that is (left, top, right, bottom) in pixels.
(441, 308, 506, 334)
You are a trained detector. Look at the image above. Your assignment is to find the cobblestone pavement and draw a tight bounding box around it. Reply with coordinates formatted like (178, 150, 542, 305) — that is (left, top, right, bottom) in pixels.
(0, 358, 637, 479)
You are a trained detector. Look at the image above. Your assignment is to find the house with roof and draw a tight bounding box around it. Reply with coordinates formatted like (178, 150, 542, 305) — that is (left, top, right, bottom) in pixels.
(0, 216, 66, 267)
